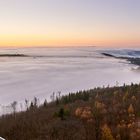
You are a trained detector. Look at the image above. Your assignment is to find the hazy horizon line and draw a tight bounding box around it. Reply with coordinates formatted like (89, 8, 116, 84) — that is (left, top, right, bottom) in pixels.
(0, 45, 139, 49)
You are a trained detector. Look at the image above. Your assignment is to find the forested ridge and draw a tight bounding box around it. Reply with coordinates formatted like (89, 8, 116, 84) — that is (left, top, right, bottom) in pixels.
(0, 83, 140, 140)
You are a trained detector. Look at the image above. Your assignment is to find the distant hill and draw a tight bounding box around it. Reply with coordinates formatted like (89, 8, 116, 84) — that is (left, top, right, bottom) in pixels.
(102, 52, 140, 66)
(0, 54, 28, 57)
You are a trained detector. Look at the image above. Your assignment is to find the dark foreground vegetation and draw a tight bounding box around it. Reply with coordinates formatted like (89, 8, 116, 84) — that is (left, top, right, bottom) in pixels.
(1, 83, 140, 140)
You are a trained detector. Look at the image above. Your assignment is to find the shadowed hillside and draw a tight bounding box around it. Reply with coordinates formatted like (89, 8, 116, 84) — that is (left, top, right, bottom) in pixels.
(1, 83, 140, 140)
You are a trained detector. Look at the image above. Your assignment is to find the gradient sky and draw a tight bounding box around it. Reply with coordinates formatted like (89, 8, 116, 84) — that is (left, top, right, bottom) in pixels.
(0, 0, 140, 47)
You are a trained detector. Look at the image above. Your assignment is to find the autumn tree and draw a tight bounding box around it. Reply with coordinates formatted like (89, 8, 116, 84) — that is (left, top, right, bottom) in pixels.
(101, 124, 115, 140)
(128, 104, 134, 114)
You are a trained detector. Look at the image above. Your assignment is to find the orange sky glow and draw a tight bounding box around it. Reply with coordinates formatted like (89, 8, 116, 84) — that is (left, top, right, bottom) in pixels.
(0, 0, 140, 48)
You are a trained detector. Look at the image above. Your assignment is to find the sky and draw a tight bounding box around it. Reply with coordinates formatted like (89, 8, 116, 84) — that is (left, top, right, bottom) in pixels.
(0, 0, 140, 47)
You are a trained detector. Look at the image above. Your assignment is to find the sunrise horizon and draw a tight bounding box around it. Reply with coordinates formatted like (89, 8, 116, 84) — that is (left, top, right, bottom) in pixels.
(1, 1, 140, 139)
(0, 0, 140, 48)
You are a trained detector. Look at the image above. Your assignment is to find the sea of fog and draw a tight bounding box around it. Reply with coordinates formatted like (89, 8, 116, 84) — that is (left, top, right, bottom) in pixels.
(0, 47, 140, 114)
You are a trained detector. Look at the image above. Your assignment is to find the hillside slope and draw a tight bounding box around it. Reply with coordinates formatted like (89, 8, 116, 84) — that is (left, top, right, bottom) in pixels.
(0, 84, 140, 140)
